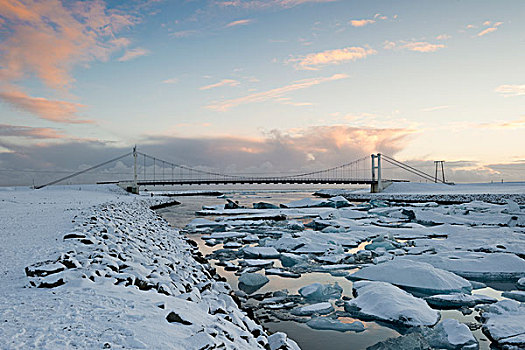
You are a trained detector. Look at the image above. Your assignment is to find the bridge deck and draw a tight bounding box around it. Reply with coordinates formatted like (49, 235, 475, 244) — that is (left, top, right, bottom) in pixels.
(125, 178, 406, 186)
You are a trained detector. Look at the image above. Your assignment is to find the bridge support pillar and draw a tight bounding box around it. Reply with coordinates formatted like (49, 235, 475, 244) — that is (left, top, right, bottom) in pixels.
(118, 181, 139, 194)
(371, 153, 387, 193)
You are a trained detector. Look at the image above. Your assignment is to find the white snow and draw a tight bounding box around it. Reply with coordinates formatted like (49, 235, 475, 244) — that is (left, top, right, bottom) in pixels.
(344, 281, 440, 327)
(478, 299, 525, 347)
(0, 185, 297, 349)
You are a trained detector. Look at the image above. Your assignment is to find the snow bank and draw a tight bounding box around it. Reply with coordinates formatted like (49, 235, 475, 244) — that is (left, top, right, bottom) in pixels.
(0, 185, 297, 349)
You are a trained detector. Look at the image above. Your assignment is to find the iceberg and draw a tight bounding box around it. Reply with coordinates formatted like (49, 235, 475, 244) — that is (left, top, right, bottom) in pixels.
(306, 317, 365, 332)
(298, 282, 342, 301)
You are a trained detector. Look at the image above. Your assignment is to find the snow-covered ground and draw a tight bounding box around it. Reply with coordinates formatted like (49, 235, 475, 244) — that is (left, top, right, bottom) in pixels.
(316, 182, 525, 204)
(0, 185, 297, 349)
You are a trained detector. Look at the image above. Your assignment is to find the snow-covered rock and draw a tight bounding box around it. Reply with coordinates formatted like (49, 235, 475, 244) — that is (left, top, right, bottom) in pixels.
(344, 281, 440, 327)
(348, 259, 472, 295)
(268, 332, 300, 350)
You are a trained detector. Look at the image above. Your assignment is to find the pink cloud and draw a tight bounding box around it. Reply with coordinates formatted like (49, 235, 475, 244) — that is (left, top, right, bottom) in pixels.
(118, 47, 150, 62)
(289, 46, 377, 70)
(495, 84, 525, 97)
(206, 73, 348, 111)
(350, 19, 375, 27)
(0, 90, 92, 124)
(0, 0, 135, 91)
(0, 123, 66, 139)
(384, 40, 445, 53)
(477, 27, 497, 37)
(225, 19, 253, 27)
(200, 79, 240, 90)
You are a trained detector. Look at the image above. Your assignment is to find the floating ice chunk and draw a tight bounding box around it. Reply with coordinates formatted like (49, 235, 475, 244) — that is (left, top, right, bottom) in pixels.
(299, 282, 342, 301)
(223, 241, 242, 249)
(306, 317, 365, 332)
(401, 252, 525, 280)
(372, 255, 393, 264)
(517, 277, 525, 290)
(239, 259, 274, 268)
(268, 332, 300, 350)
(238, 272, 269, 294)
(242, 246, 280, 259)
(280, 253, 308, 267)
(265, 236, 304, 252)
(348, 259, 472, 295)
(367, 332, 430, 350)
(327, 196, 352, 208)
(344, 281, 440, 327)
(365, 236, 397, 251)
(207, 231, 246, 240)
(502, 290, 525, 302)
(421, 318, 478, 350)
(281, 198, 331, 208)
(291, 302, 334, 316)
(336, 208, 368, 220)
(315, 254, 346, 264)
(253, 202, 279, 209)
(265, 268, 300, 278)
(426, 293, 497, 308)
(504, 199, 521, 214)
(292, 242, 333, 255)
(478, 299, 525, 348)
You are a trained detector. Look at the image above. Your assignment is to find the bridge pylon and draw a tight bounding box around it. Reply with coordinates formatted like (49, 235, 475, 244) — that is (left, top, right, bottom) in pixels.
(371, 153, 391, 193)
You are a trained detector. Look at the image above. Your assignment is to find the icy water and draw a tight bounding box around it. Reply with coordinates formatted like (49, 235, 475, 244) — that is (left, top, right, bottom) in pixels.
(156, 187, 499, 350)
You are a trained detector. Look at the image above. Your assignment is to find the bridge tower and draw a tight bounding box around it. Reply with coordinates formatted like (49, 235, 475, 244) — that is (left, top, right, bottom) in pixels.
(371, 153, 390, 193)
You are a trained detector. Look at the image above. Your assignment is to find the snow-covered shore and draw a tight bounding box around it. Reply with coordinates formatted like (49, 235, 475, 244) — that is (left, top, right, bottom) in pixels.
(0, 185, 298, 349)
(316, 182, 525, 204)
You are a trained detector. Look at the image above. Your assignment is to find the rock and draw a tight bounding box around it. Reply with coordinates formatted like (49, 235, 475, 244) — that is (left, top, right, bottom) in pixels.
(238, 273, 269, 294)
(306, 317, 365, 332)
(291, 302, 334, 316)
(426, 293, 497, 308)
(502, 290, 525, 302)
(348, 259, 472, 295)
(299, 282, 342, 301)
(166, 311, 192, 325)
(344, 281, 440, 327)
(421, 319, 478, 349)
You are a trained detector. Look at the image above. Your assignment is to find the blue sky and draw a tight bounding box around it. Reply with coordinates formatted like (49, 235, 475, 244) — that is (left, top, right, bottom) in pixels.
(0, 0, 524, 184)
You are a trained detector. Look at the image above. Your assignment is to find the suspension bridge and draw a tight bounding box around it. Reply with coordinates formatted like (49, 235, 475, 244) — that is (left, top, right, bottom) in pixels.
(34, 147, 450, 193)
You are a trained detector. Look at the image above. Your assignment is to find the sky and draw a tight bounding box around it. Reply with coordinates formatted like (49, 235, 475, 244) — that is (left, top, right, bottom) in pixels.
(0, 0, 524, 185)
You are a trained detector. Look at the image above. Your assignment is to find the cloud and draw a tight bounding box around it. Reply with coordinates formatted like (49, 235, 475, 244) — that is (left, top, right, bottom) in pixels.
(477, 21, 503, 37)
(162, 78, 179, 84)
(495, 84, 525, 97)
(0, 90, 92, 124)
(0, 0, 135, 91)
(478, 116, 525, 130)
(118, 48, 150, 62)
(384, 40, 445, 53)
(206, 73, 348, 111)
(170, 30, 198, 38)
(288, 46, 377, 70)
(0, 124, 65, 139)
(200, 79, 241, 90)
(436, 34, 451, 40)
(350, 19, 375, 27)
(225, 19, 253, 27)
(0, 124, 412, 185)
(215, 0, 338, 10)
(477, 27, 497, 37)
(421, 105, 449, 112)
